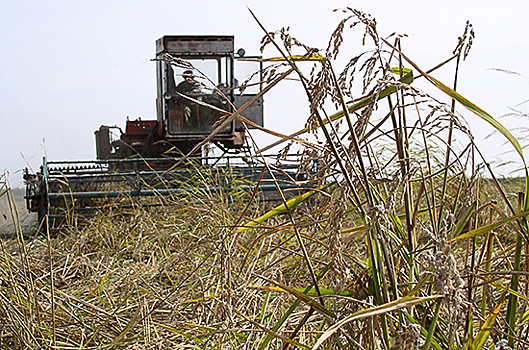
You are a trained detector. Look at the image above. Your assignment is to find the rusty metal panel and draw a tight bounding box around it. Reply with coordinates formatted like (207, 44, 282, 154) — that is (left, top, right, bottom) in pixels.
(156, 36, 234, 56)
(234, 94, 264, 129)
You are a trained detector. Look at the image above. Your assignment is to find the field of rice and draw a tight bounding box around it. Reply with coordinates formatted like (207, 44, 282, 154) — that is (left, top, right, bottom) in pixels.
(2, 9, 529, 350)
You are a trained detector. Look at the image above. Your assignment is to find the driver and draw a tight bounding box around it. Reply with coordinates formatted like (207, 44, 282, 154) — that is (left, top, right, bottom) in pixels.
(175, 70, 201, 127)
(176, 70, 201, 94)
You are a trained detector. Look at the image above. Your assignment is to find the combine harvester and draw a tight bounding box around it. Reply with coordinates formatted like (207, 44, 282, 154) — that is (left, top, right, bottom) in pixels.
(24, 35, 314, 229)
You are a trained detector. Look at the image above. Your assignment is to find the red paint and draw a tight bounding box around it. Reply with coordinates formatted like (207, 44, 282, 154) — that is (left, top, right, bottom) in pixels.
(125, 119, 157, 135)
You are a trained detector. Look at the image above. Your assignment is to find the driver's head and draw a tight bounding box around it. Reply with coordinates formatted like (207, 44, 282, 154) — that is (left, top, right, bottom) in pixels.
(183, 70, 195, 83)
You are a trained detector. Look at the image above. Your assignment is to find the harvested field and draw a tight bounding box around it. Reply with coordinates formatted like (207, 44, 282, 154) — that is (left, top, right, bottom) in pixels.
(2, 9, 529, 350)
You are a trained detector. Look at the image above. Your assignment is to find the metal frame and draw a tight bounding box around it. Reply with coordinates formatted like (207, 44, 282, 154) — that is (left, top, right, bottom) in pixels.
(26, 154, 313, 224)
(156, 35, 236, 139)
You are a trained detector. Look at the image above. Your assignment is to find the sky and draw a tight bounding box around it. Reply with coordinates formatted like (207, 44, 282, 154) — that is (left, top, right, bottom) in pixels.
(1, 0, 528, 187)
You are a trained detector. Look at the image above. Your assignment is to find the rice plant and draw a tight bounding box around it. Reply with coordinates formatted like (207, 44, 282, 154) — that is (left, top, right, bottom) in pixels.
(2, 8, 529, 350)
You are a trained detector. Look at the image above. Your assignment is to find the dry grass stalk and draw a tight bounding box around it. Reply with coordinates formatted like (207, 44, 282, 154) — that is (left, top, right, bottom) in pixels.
(2, 8, 529, 350)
